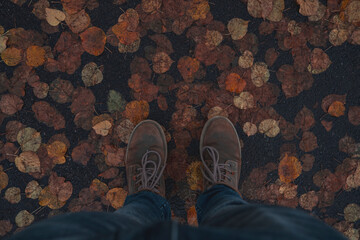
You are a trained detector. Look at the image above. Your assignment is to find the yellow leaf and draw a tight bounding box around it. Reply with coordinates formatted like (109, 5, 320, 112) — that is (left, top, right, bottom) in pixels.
(106, 188, 127, 209)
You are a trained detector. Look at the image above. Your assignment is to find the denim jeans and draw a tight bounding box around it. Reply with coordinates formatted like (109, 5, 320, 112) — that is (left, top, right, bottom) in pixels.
(10, 184, 346, 240)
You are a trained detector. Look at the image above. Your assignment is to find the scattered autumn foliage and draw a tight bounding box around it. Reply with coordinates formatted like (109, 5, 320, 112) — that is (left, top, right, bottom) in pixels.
(0, 0, 359, 237)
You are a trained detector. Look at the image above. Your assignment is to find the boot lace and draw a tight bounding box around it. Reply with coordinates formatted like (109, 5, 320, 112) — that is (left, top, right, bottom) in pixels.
(135, 150, 165, 193)
(200, 146, 232, 183)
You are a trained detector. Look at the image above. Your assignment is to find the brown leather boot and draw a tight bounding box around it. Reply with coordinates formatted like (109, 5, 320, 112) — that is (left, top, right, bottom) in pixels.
(200, 116, 242, 192)
(125, 120, 167, 197)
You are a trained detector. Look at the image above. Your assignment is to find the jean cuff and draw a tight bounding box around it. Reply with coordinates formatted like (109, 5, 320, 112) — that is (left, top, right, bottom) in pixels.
(124, 190, 171, 220)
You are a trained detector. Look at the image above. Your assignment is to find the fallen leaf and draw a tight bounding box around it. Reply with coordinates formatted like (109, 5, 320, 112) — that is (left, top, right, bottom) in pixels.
(32, 101, 65, 130)
(90, 179, 109, 197)
(0, 220, 12, 237)
(348, 106, 360, 126)
(247, 0, 273, 18)
(45, 8, 66, 26)
(124, 100, 150, 125)
(15, 151, 41, 173)
(114, 119, 134, 144)
(118, 38, 141, 53)
(80, 27, 106, 56)
(38, 186, 66, 209)
(47, 141, 67, 164)
(345, 1, 360, 23)
(328, 101, 345, 117)
(1, 47, 22, 66)
(227, 18, 249, 40)
(344, 203, 360, 222)
(233, 92, 255, 109)
(294, 106, 315, 131)
(61, 0, 85, 15)
(106, 188, 127, 209)
(307, 48, 331, 74)
(259, 119, 280, 137)
(152, 52, 173, 74)
(207, 106, 229, 119)
(104, 146, 125, 167)
(243, 122, 258, 136)
(205, 30, 223, 48)
(299, 191, 318, 211)
(266, 0, 284, 21)
(93, 120, 112, 136)
(251, 62, 270, 87)
(17, 127, 42, 152)
(297, 0, 319, 16)
(107, 90, 127, 113)
(0, 35, 8, 54)
(238, 50, 254, 68)
(49, 78, 74, 104)
(186, 0, 210, 20)
(65, 9, 91, 33)
(300, 154, 315, 171)
(321, 120, 333, 132)
(0, 167, 8, 192)
(187, 205, 198, 226)
(141, 0, 162, 13)
(112, 21, 139, 45)
(186, 161, 203, 191)
(0, 94, 24, 115)
(177, 56, 200, 82)
(278, 154, 302, 183)
(48, 172, 73, 202)
(71, 142, 95, 166)
(33, 82, 49, 99)
(4, 187, 21, 204)
(25, 180, 42, 199)
(299, 131, 318, 152)
(329, 28, 349, 46)
(98, 168, 119, 179)
(15, 210, 34, 227)
(82, 62, 103, 87)
(225, 73, 247, 93)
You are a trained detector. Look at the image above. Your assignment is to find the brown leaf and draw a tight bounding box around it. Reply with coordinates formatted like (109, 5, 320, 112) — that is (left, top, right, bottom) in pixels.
(61, 0, 85, 15)
(0, 94, 24, 115)
(72, 142, 95, 165)
(32, 101, 65, 130)
(70, 87, 95, 114)
(294, 106, 315, 131)
(152, 52, 174, 74)
(247, 0, 273, 18)
(49, 78, 74, 104)
(65, 9, 91, 33)
(0, 220, 12, 237)
(307, 48, 331, 74)
(300, 154, 315, 171)
(299, 191, 318, 211)
(297, 0, 319, 16)
(124, 100, 150, 125)
(49, 172, 73, 202)
(98, 168, 119, 179)
(321, 120, 333, 132)
(348, 106, 360, 126)
(80, 27, 106, 56)
(187, 206, 198, 226)
(25, 180, 42, 199)
(299, 131, 318, 152)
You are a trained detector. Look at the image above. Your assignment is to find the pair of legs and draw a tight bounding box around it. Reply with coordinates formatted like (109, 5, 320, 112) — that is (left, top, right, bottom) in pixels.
(10, 117, 346, 240)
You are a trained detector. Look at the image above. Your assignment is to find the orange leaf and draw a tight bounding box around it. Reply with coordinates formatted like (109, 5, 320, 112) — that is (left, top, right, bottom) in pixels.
(26, 46, 46, 67)
(47, 141, 67, 164)
(112, 21, 139, 45)
(80, 27, 106, 56)
(187, 206, 198, 226)
(278, 154, 302, 183)
(124, 100, 150, 125)
(225, 73, 246, 93)
(1, 47, 22, 66)
(177, 56, 200, 82)
(328, 101, 345, 117)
